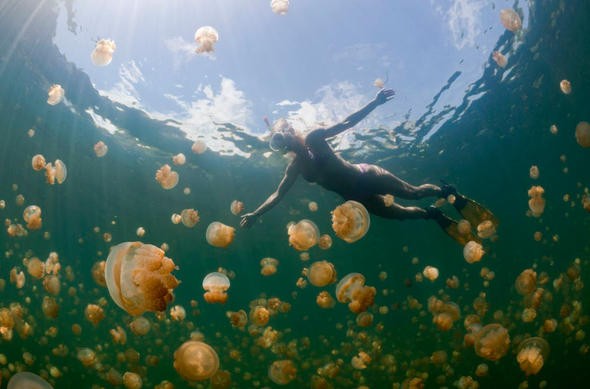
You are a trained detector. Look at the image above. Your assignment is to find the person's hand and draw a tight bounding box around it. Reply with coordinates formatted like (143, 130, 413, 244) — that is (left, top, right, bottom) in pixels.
(240, 212, 259, 228)
(375, 88, 395, 105)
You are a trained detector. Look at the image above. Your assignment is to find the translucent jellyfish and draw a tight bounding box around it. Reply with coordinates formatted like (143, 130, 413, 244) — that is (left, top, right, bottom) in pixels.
(374, 78, 385, 88)
(230, 200, 244, 215)
(7, 372, 53, 389)
(492, 51, 507, 68)
(463, 241, 485, 264)
(529, 165, 540, 179)
(202, 272, 230, 303)
(206, 222, 235, 248)
(575, 121, 590, 148)
(308, 201, 318, 212)
(85, 304, 105, 325)
(136, 227, 145, 237)
(31, 154, 46, 171)
(499, 9, 522, 32)
(260, 257, 279, 276)
(287, 219, 320, 251)
(474, 323, 510, 361)
(194, 26, 219, 54)
(122, 372, 142, 389)
(129, 316, 151, 336)
(308, 260, 337, 287)
(335, 273, 376, 314)
(191, 140, 207, 154)
(351, 351, 371, 370)
(94, 141, 108, 157)
(250, 305, 270, 326)
(42, 296, 59, 318)
(91, 39, 116, 66)
(155, 164, 179, 190)
(356, 311, 374, 327)
(172, 153, 186, 165)
(477, 220, 496, 239)
(174, 340, 220, 381)
(331, 200, 370, 243)
(171, 213, 182, 224)
(226, 310, 248, 328)
(383, 194, 395, 207)
(457, 219, 472, 236)
(316, 291, 335, 309)
(27, 257, 45, 279)
(104, 241, 180, 316)
(560, 79, 572, 95)
(47, 84, 64, 105)
(170, 305, 186, 321)
(181, 208, 199, 227)
(44, 159, 67, 185)
(268, 360, 297, 385)
(318, 234, 332, 250)
(515, 269, 537, 295)
(23, 205, 42, 230)
(270, 0, 289, 15)
(423, 265, 439, 281)
(527, 186, 545, 217)
(517, 337, 550, 375)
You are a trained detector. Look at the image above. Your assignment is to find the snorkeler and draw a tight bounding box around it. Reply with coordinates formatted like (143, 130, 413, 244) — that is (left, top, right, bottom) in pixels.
(240, 89, 496, 245)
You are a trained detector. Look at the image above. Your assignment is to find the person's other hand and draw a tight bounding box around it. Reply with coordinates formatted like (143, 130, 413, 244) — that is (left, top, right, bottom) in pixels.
(375, 88, 395, 105)
(240, 213, 258, 228)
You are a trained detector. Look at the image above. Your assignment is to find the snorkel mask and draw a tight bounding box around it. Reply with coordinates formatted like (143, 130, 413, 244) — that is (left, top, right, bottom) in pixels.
(269, 132, 288, 152)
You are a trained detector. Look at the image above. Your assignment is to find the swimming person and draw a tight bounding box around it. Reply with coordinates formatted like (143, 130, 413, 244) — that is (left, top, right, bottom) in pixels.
(240, 89, 496, 245)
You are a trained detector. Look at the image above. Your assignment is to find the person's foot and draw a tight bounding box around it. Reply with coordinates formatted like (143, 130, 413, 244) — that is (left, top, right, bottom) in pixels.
(439, 180, 458, 198)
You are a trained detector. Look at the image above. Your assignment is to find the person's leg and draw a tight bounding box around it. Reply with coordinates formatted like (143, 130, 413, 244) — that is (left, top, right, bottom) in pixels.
(358, 164, 441, 200)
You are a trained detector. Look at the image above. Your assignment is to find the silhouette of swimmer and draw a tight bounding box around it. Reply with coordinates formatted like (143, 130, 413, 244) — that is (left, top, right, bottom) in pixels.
(240, 89, 496, 245)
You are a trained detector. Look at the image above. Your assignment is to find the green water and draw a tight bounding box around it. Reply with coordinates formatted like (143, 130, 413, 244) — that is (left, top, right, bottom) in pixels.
(1, 0, 590, 388)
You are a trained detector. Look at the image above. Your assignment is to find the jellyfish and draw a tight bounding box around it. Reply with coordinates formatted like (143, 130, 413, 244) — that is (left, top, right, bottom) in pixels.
(27, 257, 45, 279)
(318, 234, 332, 250)
(474, 323, 510, 361)
(31, 154, 46, 171)
(463, 241, 485, 264)
(171, 213, 182, 224)
(23, 205, 42, 230)
(287, 219, 319, 251)
(155, 164, 179, 190)
(374, 78, 385, 88)
(94, 141, 108, 157)
(194, 26, 219, 54)
(172, 153, 186, 165)
(174, 340, 220, 381)
(85, 304, 105, 325)
(129, 316, 151, 336)
(260, 257, 279, 276)
(351, 351, 371, 370)
(476, 220, 496, 239)
(560, 79, 572, 95)
(270, 0, 289, 15)
(316, 291, 335, 309)
(250, 305, 270, 326)
(55, 159, 67, 184)
(515, 269, 537, 295)
(529, 165, 540, 179)
(104, 241, 180, 316)
(331, 200, 370, 243)
(170, 305, 186, 321)
(7, 372, 53, 389)
(575, 121, 590, 148)
(492, 51, 507, 68)
(42, 296, 59, 318)
(230, 200, 244, 215)
(423, 266, 439, 281)
(516, 337, 550, 375)
(206, 222, 235, 248)
(268, 360, 297, 385)
(191, 140, 207, 154)
(136, 227, 146, 238)
(527, 186, 545, 217)
(356, 312, 374, 327)
(202, 272, 230, 303)
(335, 273, 376, 314)
(499, 9, 522, 32)
(308, 260, 337, 287)
(457, 219, 472, 236)
(181, 208, 199, 227)
(47, 84, 64, 105)
(91, 39, 116, 66)
(226, 310, 248, 328)
(308, 201, 318, 212)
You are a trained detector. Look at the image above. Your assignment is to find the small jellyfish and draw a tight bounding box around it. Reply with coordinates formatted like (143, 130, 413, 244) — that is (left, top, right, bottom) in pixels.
(270, 0, 289, 15)
(260, 257, 279, 276)
(463, 241, 485, 264)
(287, 219, 319, 251)
(318, 234, 333, 250)
(335, 273, 376, 314)
(104, 241, 180, 316)
(136, 227, 146, 237)
(316, 291, 335, 309)
(91, 39, 116, 66)
(23, 205, 42, 230)
(174, 340, 220, 381)
(423, 266, 439, 281)
(191, 140, 207, 154)
(331, 200, 370, 243)
(129, 316, 151, 336)
(94, 141, 108, 157)
(170, 305, 186, 321)
(268, 360, 297, 385)
(85, 304, 105, 325)
(516, 337, 550, 375)
(7, 372, 53, 389)
(194, 26, 219, 54)
(515, 269, 537, 295)
(171, 213, 182, 224)
(226, 310, 248, 328)
(457, 219, 472, 236)
(31, 154, 46, 171)
(374, 78, 385, 88)
(492, 51, 507, 68)
(206, 222, 235, 248)
(172, 153, 186, 165)
(230, 200, 244, 215)
(46, 159, 67, 185)
(155, 164, 179, 190)
(181, 208, 199, 227)
(47, 84, 65, 105)
(383, 194, 395, 207)
(560, 79, 572, 95)
(529, 165, 540, 179)
(202, 272, 230, 303)
(477, 220, 496, 239)
(499, 8, 522, 32)
(250, 305, 270, 326)
(527, 186, 545, 217)
(575, 121, 590, 148)
(351, 351, 371, 370)
(122, 372, 142, 389)
(308, 201, 318, 212)
(474, 323, 510, 361)
(308, 260, 337, 287)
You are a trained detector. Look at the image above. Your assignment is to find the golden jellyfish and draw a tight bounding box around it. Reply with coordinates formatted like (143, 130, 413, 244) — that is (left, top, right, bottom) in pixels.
(230, 200, 244, 215)
(270, 0, 289, 15)
(31, 154, 46, 171)
(477, 220, 496, 239)
(194, 26, 219, 54)
(172, 153, 186, 165)
(94, 141, 108, 157)
(423, 265, 439, 281)
(351, 351, 371, 370)
(308, 260, 337, 287)
(463, 241, 485, 264)
(250, 305, 270, 326)
(316, 291, 335, 309)
(23, 205, 42, 230)
(85, 304, 105, 325)
(517, 337, 550, 375)
(268, 360, 297, 385)
(155, 164, 179, 190)
(202, 272, 230, 303)
(492, 51, 507, 68)
(44, 159, 67, 185)
(91, 39, 116, 66)
(383, 194, 395, 207)
(287, 219, 319, 251)
(47, 84, 64, 105)
(528, 185, 545, 217)
(374, 78, 385, 89)
(27, 257, 45, 279)
(136, 227, 145, 238)
(191, 140, 207, 154)
(170, 305, 186, 321)
(474, 323, 510, 361)
(43, 274, 61, 295)
(560, 79, 572, 95)
(260, 257, 279, 276)
(515, 269, 537, 295)
(129, 316, 151, 336)
(457, 219, 472, 236)
(7, 372, 53, 389)
(335, 273, 376, 314)
(529, 165, 540, 179)
(356, 312, 374, 327)
(171, 213, 182, 224)
(91, 261, 106, 287)
(180, 208, 199, 227)
(499, 8, 522, 32)
(104, 241, 180, 316)
(308, 201, 318, 212)
(226, 310, 248, 328)
(42, 296, 59, 319)
(318, 234, 332, 250)
(206, 222, 235, 248)
(174, 340, 220, 381)
(575, 121, 590, 148)
(331, 200, 370, 243)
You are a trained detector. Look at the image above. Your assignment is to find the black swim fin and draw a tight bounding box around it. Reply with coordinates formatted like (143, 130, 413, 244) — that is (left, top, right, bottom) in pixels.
(453, 194, 499, 229)
(427, 206, 480, 246)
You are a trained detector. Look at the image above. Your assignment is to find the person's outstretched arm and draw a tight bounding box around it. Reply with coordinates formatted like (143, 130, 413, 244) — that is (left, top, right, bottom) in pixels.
(320, 89, 395, 140)
(240, 161, 300, 228)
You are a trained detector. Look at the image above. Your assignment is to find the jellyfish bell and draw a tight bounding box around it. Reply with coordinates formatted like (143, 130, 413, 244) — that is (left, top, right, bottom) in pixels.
(172, 153, 186, 165)
(174, 340, 219, 381)
(268, 360, 297, 385)
(94, 141, 108, 157)
(270, 0, 289, 15)
(335, 273, 376, 314)
(191, 140, 207, 154)
(7, 372, 53, 389)
(499, 8, 522, 32)
(202, 272, 230, 303)
(331, 201, 370, 243)
(287, 219, 319, 251)
(260, 257, 279, 276)
(47, 84, 65, 105)
(206, 222, 235, 248)
(517, 337, 550, 375)
(527, 186, 545, 217)
(474, 323, 510, 361)
(575, 121, 590, 148)
(230, 200, 244, 215)
(31, 154, 46, 171)
(23, 205, 42, 230)
(104, 241, 180, 316)
(492, 51, 507, 68)
(155, 164, 179, 190)
(91, 39, 116, 66)
(308, 260, 337, 287)
(560, 79, 572, 95)
(181, 208, 199, 227)
(463, 241, 485, 264)
(54, 159, 67, 184)
(194, 26, 219, 54)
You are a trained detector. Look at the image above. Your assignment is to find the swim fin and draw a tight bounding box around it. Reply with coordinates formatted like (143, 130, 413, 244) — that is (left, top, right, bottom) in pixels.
(427, 206, 480, 246)
(453, 194, 499, 229)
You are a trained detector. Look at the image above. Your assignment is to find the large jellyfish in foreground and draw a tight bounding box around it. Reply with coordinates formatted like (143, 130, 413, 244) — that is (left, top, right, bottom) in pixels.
(104, 242, 180, 316)
(331, 200, 370, 243)
(287, 219, 319, 251)
(335, 273, 376, 314)
(91, 39, 116, 66)
(194, 26, 219, 54)
(174, 340, 220, 381)
(516, 337, 550, 375)
(7, 372, 53, 388)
